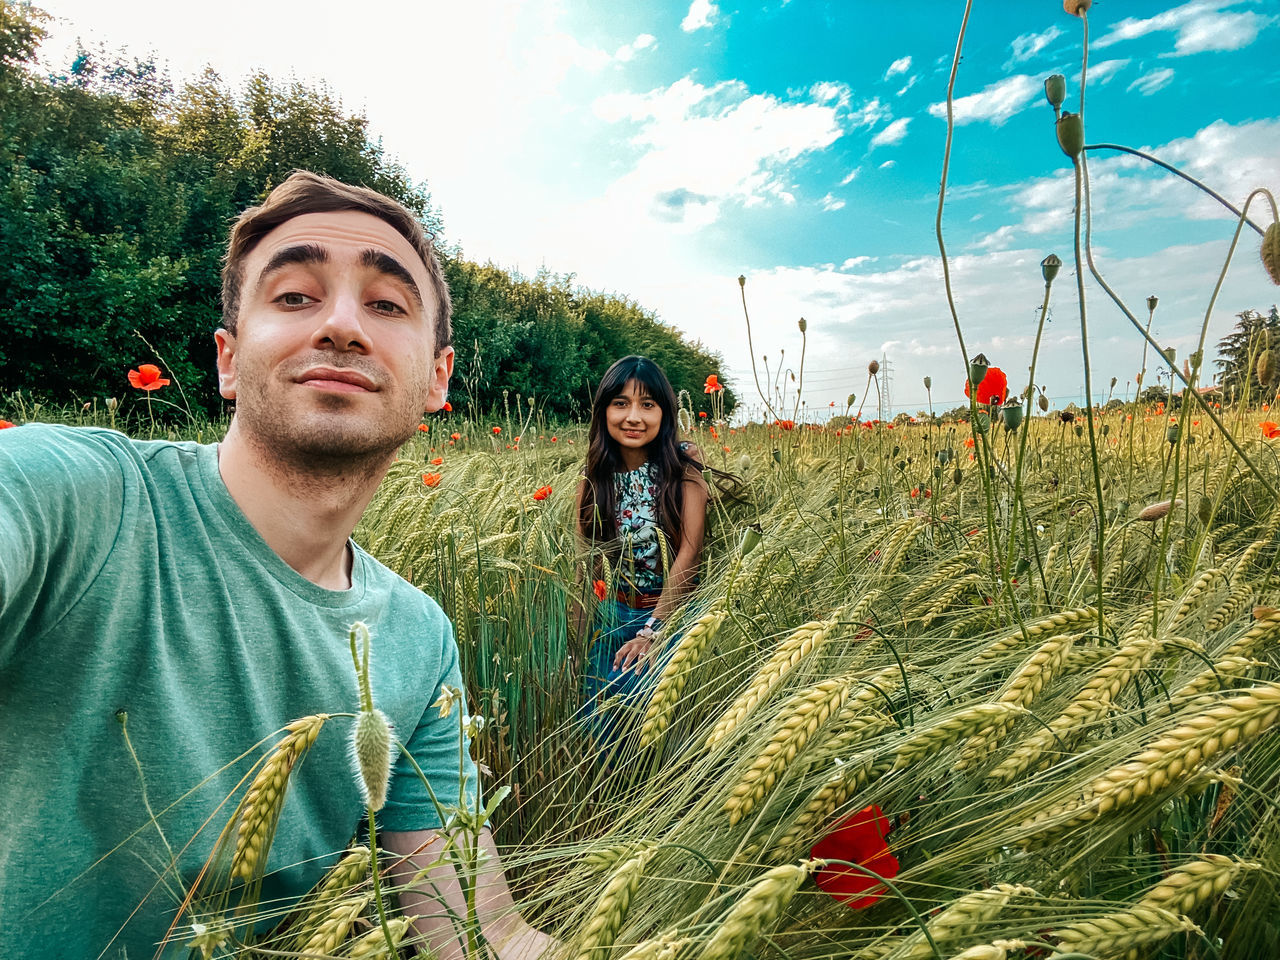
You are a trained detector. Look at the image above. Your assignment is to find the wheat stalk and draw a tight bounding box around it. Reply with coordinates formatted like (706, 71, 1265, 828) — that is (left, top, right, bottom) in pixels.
(637, 605, 728, 750)
(1137, 853, 1257, 916)
(971, 608, 1094, 665)
(697, 861, 817, 960)
(573, 844, 656, 959)
(894, 703, 1022, 772)
(345, 917, 411, 959)
(885, 883, 1035, 960)
(298, 892, 372, 956)
(1046, 903, 1199, 957)
(231, 714, 329, 882)
(705, 618, 837, 750)
(725, 674, 858, 825)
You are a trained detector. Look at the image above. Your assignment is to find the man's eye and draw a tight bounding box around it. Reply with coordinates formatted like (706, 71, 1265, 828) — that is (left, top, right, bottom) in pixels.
(371, 300, 405, 315)
(277, 292, 313, 307)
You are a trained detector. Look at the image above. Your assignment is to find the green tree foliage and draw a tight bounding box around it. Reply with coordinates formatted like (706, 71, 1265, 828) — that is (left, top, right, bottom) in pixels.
(0, 3, 731, 418)
(1215, 307, 1280, 402)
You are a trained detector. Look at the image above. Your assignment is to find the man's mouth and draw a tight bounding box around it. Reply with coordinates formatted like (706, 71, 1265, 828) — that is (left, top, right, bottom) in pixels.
(297, 367, 377, 392)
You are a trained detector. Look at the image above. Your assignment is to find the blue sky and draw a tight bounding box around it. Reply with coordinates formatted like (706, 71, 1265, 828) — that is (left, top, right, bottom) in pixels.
(38, 0, 1280, 416)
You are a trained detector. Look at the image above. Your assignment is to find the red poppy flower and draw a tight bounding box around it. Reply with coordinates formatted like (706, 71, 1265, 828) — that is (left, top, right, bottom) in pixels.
(422, 473, 442, 487)
(963, 365, 1008, 406)
(551, 436, 558, 442)
(910, 488, 919, 498)
(492, 426, 502, 435)
(443, 401, 453, 411)
(704, 374, 723, 393)
(0, 419, 14, 429)
(128, 363, 170, 391)
(430, 457, 444, 466)
(1261, 421, 1280, 439)
(450, 432, 461, 441)
(418, 424, 430, 432)
(699, 411, 708, 418)
(532, 485, 552, 501)
(811, 804, 899, 909)
(593, 579, 608, 602)
(964, 437, 975, 448)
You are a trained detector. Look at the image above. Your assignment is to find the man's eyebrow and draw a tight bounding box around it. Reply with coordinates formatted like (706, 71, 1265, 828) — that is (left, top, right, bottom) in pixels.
(361, 249, 423, 307)
(257, 243, 330, 284)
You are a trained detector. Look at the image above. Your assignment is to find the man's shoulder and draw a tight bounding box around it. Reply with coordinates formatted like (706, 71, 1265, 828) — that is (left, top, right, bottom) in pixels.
(355, 546, 447, 619)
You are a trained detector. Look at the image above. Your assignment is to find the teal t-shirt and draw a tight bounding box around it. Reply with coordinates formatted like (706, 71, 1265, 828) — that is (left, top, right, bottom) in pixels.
(0, 425, 478, 959)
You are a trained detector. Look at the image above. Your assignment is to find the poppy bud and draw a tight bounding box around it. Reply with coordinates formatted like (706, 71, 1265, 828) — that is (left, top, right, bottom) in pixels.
(1041, 253, 1062, 284)
(922, 376, 932, 391)
(1014, 556, 1031, 576)
(933, 465, 942, 479)
(1197, 496, 1213, 527)
(738, 454, 752, 474)
(1262, 221, 1280, 285)
(847, 392, 856, 407)
(738, 274, 746, 288)
(936, 447, 952, 465)
(855, 455, 866, 471)
(772, 449, 782, 464)
(1044, 74, 1066, 111)
(1147, 294, 1159, 313)
(1101, 423, 1109, 436)
(968, 353, 989, 388)
(1074, 424, 1083, 438)
(353, 708, 393, 812)
(798, 317, 807, 333)
(1063, 0, 1091, 15)
(1056, 112, 1084, 159)
(868, 359, 880, 375)
(1167, 423, 1181, 445)
(953, 467, 963, 485)
(738, 524, 763, 557)
(1001, 400, 1024, 431)
(1259, 349, 1276, 384)
(106, 397, 118, 411)
(1038, 394, 1050, 412)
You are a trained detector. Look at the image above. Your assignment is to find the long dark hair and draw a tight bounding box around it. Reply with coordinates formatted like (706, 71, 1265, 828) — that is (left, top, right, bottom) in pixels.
(578, 356, 701, 552)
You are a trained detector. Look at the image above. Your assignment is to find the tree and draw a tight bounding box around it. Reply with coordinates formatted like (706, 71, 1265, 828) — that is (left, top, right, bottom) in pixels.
(1215, 307, 1280, 402)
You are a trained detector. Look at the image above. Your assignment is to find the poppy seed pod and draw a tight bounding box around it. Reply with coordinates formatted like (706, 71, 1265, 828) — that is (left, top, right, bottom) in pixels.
(798, 317, 807, 333)
(1056, 112, 1084, 159)
(1074, 424, 1083, 437)
(1001, 400, 1024, 431)
(868, 359, 880, 375)
(738, 524, 763, 557)
(968, 353, 990, 388)
(1263, 221, 1280, 285)
(923, 376, 932, 391)
(1044, 74, 1066, 111)
(738, 274, 746, 287)
(1063, 0, 1092, 14)
(1258, 349, 1276, 384)
(1059, 409, 1075, 423)
(1197, 496, 1213, 526)
(1147, 294, 1159, 313)
(1041, 253, 1062, 284)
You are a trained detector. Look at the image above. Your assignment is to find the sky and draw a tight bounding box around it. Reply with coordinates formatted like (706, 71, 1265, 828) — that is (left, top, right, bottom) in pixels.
(33, 0, 1280, 419)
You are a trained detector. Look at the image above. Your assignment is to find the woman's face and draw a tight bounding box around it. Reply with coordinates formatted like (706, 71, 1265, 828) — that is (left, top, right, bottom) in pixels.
(605, 379, 663, 454)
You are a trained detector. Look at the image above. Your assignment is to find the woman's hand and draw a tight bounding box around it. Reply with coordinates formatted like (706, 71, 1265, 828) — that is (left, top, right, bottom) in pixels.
(613, 630, 656, 674)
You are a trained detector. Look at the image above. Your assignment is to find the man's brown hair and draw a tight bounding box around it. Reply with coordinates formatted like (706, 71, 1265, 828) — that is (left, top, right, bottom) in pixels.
(221, 171, 452, 353)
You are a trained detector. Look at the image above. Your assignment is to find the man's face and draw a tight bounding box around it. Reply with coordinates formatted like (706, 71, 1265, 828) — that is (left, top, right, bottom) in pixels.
(215, 210, 453, 462)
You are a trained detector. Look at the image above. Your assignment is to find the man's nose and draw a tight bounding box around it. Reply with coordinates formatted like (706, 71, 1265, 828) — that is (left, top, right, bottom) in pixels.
(311, 291, 369, 352)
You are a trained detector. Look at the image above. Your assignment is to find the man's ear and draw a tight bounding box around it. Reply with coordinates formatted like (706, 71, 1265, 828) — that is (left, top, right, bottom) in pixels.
(214, 329, 238, 400)
(425, 345, 455, 412)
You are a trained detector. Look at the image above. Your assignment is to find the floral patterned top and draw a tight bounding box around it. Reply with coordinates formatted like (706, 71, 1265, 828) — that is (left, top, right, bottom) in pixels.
(612, 444, 694, 593)
(615, 460, 664, 591)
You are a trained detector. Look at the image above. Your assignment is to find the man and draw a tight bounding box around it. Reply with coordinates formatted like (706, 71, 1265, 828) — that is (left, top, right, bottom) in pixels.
(0, 172, 552, 959)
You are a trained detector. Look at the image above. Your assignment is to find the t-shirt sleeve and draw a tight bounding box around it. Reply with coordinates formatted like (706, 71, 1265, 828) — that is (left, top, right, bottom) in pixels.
(0, 425, 127, 670)
(378, 616, 482, 832)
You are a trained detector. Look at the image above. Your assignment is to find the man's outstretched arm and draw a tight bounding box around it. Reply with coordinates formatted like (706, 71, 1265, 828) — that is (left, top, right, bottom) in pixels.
(383, 827, 557, 960)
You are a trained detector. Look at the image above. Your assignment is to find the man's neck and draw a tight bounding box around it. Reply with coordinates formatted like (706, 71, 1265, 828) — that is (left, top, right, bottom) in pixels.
(216, 422, 392, 590)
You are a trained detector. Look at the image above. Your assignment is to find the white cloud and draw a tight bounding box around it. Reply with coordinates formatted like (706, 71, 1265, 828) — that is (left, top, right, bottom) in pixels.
(1089, 59, 1131, 84)
(841, 256, 876, 270)
(848, 97, 891, 129)
(615, 33, 656, 62)
(840, 167, 861, 186)
(1094, 1, 1276, 55)
(896, 75, 919, 97)
(821, 193, 846, 212)
(928, 74, 1040, 126)
(1008, 25, 1063, 64)
(879, 159, 896, 170)
(810, 80, 852, 107)
(681, 0, 719, 32)
(884, 55, 912, 79)
(870, 117, 911, 149)
(592, 77, 843, 227)
(1128, 67, 1176, 96)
